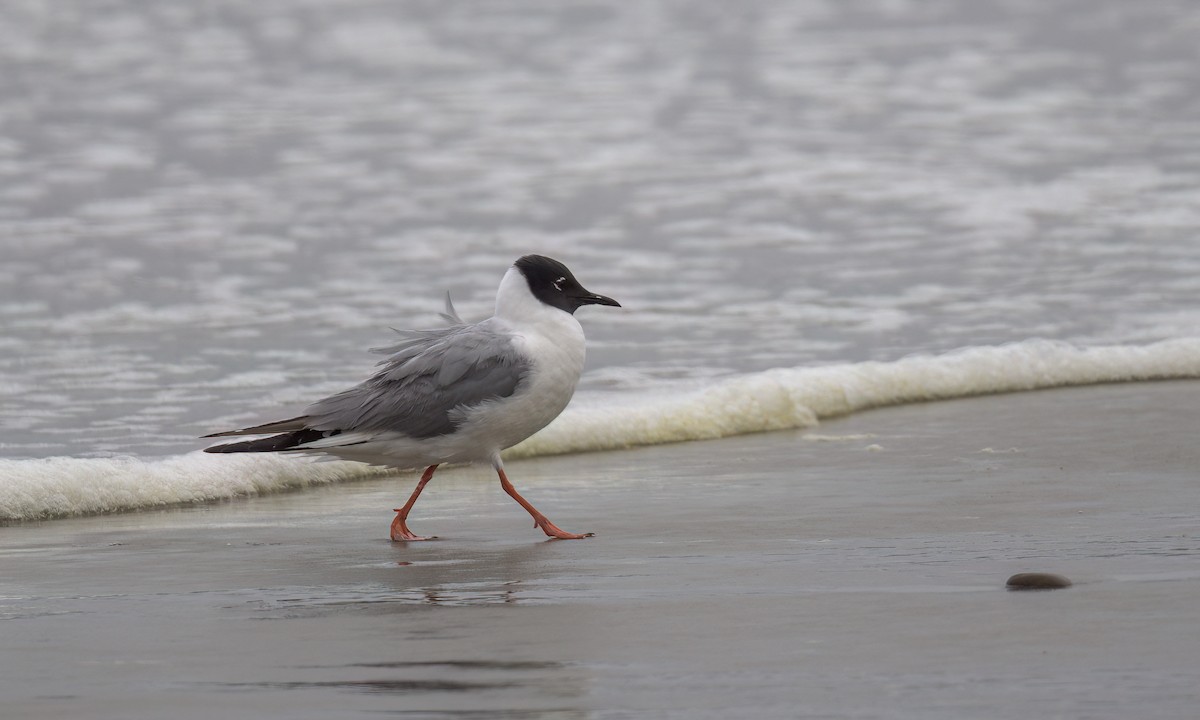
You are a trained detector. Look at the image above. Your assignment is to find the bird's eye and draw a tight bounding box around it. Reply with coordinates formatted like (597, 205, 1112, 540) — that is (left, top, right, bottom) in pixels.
(552, 277, 566, 291)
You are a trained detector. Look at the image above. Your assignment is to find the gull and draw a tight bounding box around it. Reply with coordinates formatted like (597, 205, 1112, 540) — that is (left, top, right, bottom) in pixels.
(203, 255, 620, 541)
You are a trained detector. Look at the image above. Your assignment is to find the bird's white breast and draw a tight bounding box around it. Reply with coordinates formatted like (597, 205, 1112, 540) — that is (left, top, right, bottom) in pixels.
(461, 274, 587, 457)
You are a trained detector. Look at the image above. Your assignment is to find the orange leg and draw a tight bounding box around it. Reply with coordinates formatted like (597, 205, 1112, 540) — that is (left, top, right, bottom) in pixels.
(391, 464, 439, 541)
(497, 467, 592, 540)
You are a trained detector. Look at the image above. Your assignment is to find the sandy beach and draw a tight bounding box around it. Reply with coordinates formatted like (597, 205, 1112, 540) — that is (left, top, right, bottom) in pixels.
(4, 381, 1198, 719)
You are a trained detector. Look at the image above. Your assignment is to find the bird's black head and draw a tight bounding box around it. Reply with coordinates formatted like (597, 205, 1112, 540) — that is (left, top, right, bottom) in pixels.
(514, 255, 621, 315)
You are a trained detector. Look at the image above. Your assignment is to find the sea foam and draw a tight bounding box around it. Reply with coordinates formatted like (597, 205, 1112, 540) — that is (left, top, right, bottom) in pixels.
(508, 337, 1200, 456)
(0, 454, 390, 521)
(2, 338, 1198, 521)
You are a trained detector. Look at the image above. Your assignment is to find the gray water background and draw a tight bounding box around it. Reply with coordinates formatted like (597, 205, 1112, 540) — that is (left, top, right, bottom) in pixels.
(2, 0, 1200, 458)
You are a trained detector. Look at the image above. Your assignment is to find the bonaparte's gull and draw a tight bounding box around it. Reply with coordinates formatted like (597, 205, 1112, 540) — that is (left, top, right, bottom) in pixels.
(204, 255, 620, 540)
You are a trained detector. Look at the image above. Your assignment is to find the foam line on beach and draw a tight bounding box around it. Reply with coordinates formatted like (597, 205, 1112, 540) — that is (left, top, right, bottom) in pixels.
(3, 338, 1198, 520)
(0, 454, 391, 521)
(507, 337, 1200, 457)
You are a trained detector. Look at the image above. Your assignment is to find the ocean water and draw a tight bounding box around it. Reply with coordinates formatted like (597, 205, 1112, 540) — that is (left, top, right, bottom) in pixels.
(3, 0, 1200, 519)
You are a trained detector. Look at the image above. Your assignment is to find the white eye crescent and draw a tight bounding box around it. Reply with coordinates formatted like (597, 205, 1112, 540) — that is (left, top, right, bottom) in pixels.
(552, 276, 566, 291)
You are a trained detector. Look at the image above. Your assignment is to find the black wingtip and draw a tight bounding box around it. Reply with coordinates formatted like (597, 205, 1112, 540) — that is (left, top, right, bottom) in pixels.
(203, 428, 341, 454)
(200, 416, 310, 439)
(203, 435, 295, 454)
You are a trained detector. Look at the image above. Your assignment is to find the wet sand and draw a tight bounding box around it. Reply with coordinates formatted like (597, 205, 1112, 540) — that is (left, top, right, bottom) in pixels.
(3, 381, 1199, 719)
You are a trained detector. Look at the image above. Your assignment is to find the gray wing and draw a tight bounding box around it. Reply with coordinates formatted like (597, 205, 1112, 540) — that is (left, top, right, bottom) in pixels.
(304, 318, 529, 439)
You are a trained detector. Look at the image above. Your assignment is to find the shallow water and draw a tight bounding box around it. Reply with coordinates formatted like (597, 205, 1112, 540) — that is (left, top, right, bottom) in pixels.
(2, 0, 1200, 461)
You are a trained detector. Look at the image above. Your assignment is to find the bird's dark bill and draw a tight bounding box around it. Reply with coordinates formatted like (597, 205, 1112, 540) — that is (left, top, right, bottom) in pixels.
(577, 292, 621, 308)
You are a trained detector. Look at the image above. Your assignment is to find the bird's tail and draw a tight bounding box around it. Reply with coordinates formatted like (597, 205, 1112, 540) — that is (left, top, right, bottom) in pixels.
(203, 416, 342, 454)
(203, 428, 333, 454)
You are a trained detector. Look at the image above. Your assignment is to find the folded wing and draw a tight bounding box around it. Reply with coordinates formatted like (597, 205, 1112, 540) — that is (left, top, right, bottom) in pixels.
(308, 320, 528, 439)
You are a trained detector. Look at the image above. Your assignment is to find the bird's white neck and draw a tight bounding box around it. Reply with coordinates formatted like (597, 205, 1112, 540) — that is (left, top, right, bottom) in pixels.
(492, 265, 586, 350)
(493, 267, 558, 322)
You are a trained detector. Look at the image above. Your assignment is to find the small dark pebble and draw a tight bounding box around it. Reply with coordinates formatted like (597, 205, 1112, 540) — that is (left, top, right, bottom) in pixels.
(1006, 572, 1072, 590)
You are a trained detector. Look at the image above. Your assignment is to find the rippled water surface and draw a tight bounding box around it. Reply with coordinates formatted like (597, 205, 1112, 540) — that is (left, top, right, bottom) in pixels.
(2, 0, 1199, 459)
